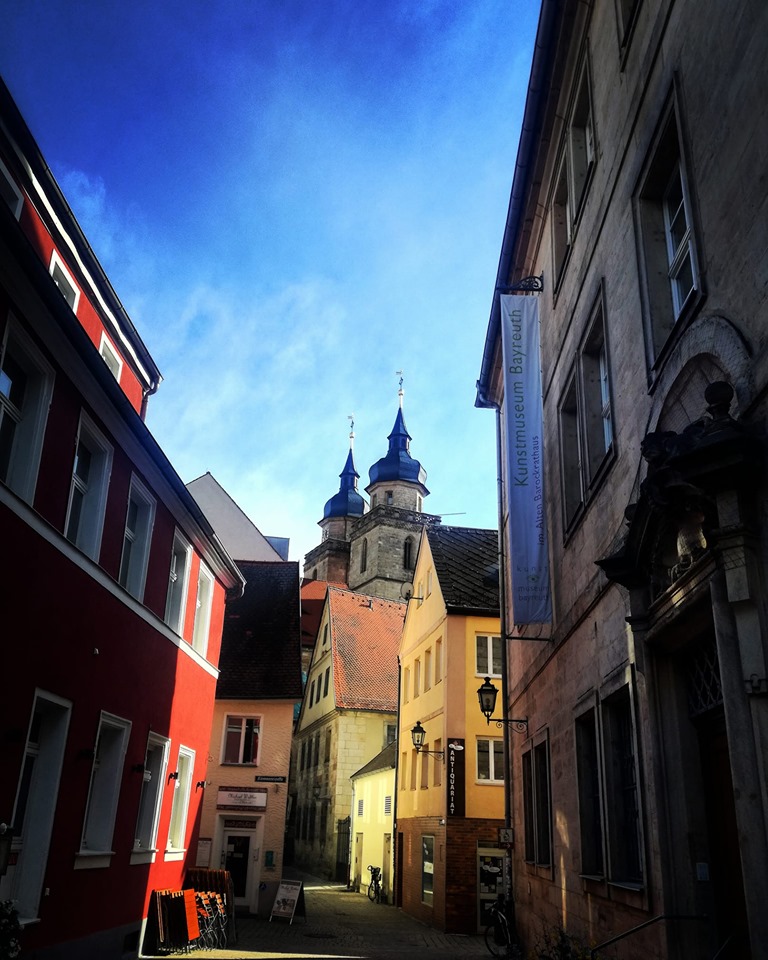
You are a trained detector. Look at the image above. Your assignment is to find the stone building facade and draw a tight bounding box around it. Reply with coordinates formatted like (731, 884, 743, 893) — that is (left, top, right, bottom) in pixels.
(476, 0, 768, 957)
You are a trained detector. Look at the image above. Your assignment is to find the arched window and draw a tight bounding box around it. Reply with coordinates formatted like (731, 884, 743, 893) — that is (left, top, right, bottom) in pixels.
(403, 536, 414, 570)
(360, 538, 368, 572)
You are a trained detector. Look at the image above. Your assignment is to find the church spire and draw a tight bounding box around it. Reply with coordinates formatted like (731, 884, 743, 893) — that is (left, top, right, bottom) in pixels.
(323, 418, 366, 519)
(367, 377, 429, 495)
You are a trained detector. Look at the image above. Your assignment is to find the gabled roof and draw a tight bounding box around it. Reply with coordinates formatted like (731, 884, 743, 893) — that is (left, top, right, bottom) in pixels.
(217, 561, 302, 700)
(425, 525, 500, 616)
(327, 587, 405, 712)
(351, 741, 397, 780)
(300, 578, 346, 649)
(187, 473, 285, 562)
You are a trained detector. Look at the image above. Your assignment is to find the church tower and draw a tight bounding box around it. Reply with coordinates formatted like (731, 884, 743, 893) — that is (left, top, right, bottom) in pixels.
(303, 422, 367, 583)
(304, 382, 441, 599)
(347, 381, 439, 600)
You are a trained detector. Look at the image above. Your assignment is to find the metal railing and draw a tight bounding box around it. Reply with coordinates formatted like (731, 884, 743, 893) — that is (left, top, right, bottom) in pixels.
(590, 913, 705, 958)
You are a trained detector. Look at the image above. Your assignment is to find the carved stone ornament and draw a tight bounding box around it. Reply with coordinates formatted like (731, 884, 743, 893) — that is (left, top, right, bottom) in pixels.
(597, 382, 762, 597)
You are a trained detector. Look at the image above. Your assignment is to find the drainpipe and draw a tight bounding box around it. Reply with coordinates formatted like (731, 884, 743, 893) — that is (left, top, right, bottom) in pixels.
(392, 655, 402, 906)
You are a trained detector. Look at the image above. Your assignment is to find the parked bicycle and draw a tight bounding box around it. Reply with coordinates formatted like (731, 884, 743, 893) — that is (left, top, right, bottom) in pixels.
(484, 895, 521, 958)
(367, 864, 382, 903)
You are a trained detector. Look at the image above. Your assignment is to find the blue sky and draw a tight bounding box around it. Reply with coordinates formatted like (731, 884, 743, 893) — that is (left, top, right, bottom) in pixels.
(1, 1, 537, 566)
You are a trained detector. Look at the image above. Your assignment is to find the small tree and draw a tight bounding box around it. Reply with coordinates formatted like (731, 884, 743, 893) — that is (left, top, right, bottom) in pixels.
(532, 924, 596, 960)
(0, 900, 21, 959)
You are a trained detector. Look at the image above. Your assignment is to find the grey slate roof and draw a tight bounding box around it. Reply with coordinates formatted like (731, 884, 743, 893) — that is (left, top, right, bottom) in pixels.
(351, 741, 397, 780)
(187, 473, 285, 562)
(217, 561, 303, 701)
(426, 525, 500, 616)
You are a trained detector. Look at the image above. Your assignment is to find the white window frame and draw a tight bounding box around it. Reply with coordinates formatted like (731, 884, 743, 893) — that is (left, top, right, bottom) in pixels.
(635, 97, 702, 367)
(551, 52, 596, 290)
(191, 561, 215, 655)
(559, 289, 615, 531)
(475, 635, 502, 678)
(477, 737, 505, 782)
(222, 715, 261, 765)
(65, 412, 113, 561)
(165, 530, 192, 635)
(119, 475, 155, 601)
(99, 332, 123, 382)
(131, 733, 169, 863)
(0, 317, 54, 504)
(0, 155, 23, 219)
(166, 745, 195, 858)
(49, 249, 80, 313)
(79, 712, 132, 864)
(11, 690, 71, 918)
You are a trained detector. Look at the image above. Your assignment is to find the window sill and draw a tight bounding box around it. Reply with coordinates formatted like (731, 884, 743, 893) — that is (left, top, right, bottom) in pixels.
(74, 851, 114, 870)
(164, 849, 186, 862)
(475, 779, 504, 785)
(130, 849, 158, 866)
(18, 917, 41, 929)
(607, 880, 644, 893)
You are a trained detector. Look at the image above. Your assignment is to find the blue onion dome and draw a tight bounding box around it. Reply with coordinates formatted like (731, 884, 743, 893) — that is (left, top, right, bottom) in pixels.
(323, 449, 366, 518)
(368, 407, 429, 492)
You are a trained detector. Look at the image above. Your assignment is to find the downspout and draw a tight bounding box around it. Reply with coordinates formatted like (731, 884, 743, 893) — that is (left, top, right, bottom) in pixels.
(392, 655, 402, 906)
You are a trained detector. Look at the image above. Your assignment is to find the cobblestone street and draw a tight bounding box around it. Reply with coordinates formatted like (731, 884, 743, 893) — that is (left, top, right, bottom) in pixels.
(143, 870, 490, 960)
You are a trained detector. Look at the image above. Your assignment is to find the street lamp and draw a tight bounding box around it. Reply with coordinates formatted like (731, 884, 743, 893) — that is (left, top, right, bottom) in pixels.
(410, 721, 445, 759)
(477, 677, 528, 734)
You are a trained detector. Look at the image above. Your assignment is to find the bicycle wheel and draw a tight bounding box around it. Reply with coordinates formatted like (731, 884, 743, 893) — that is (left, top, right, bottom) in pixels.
(368, 882, 378, 902)
(484, 920, 508, 957)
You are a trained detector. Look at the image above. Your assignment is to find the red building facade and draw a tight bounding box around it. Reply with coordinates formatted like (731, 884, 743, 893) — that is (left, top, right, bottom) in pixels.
(0, 80, 243, 958)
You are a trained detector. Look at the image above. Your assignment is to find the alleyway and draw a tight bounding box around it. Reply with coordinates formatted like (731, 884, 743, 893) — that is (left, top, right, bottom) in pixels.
(143, 870, 490, 960)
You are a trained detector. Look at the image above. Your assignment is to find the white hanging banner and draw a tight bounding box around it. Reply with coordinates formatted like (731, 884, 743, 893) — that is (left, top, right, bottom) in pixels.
(500, 295, 552, 624)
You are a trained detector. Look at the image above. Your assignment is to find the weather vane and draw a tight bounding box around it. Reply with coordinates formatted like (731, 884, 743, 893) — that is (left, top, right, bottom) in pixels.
(396, 370, 404, 407)
(348, 414, 355, 447)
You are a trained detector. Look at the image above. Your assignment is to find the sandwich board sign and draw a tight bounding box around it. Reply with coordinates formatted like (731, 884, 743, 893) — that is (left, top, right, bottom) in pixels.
(270, 879, 304, 924)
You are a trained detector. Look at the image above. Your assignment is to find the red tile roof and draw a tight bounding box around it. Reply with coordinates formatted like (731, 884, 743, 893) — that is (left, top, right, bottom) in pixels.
(327, 587, 405, 712)
(300, 578, 346, 649)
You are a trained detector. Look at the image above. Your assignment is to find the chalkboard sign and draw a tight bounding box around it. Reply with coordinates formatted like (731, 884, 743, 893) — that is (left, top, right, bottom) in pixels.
(269, 879, 305, 924)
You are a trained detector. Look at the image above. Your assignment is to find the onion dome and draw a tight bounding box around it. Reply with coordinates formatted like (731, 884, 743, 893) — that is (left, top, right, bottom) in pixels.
(368, 406, 429, 492)
(323, 447, 366, 519)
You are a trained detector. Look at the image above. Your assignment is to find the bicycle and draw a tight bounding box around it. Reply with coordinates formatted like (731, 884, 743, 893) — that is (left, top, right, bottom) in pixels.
(367, 864, 382, 903)
(484, 896, 522, 958)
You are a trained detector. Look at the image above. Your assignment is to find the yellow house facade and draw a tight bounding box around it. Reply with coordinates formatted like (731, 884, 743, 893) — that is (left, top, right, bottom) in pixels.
(291, 588, 403, 880)
(397, 525, 504, 933)
(349, 742, 397, 901)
